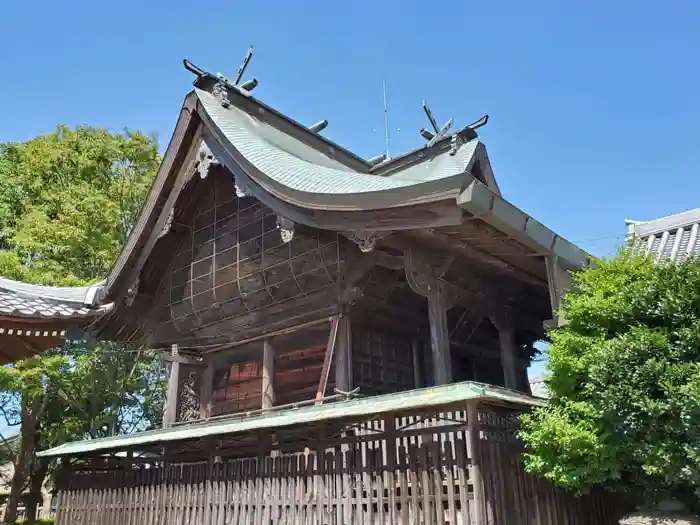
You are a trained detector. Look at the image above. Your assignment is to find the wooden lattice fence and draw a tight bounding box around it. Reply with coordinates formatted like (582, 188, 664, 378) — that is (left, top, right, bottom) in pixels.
(55, 408, 620, 525)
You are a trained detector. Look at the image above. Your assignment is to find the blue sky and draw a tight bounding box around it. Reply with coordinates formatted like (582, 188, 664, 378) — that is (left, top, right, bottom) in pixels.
(1, 1, 699, 383)
(2, 0, 699, 258)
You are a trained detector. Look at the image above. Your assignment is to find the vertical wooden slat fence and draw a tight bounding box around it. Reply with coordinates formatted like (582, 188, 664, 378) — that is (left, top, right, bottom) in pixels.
(55, 407, 619, 525)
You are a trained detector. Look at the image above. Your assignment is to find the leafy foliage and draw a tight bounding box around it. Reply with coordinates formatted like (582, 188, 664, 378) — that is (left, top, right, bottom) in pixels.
(520, 250, 700, 508)
(0, 125, 159, 285)
(0, 125, 163, 524)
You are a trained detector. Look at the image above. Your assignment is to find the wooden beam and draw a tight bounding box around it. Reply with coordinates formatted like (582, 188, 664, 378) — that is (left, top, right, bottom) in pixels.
(466, 400, 486, 525)
(375, 242, 546, 338)
(334, 315, 352, 392)
(449, 340, 529, 367)
(163, 353, 204, 366)
(315, 315, 340, 403)
(403, 228, 547, 288)
(163, 344, 180, 428)
(199, 358, 214, 419)
(545, 254, 574, 327)
(200, 316, 331, 355)
(261, 339, 275, 410)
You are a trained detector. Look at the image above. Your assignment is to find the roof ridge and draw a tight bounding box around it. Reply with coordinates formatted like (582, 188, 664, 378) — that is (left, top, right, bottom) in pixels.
(191, 69, 485, 176)
(628, 206, 700, 228)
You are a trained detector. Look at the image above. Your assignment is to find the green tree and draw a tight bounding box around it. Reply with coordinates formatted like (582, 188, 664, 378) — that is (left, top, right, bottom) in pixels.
(0, 125, 159, 285)
(519, 250, 700, 510)
(0, 346, 165, 524)
(0, 126, 164, 524)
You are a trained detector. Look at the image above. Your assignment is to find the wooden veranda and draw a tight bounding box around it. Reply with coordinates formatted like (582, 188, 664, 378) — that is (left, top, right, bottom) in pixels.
(45, 384, 621, 525)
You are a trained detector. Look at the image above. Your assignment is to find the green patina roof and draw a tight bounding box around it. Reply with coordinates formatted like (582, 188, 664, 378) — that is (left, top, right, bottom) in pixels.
(39, 381, 542, 458)
(198, 89, 482, 195)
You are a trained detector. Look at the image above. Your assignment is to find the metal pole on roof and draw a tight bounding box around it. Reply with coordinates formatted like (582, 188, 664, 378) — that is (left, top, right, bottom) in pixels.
(383, 78, 390, 159)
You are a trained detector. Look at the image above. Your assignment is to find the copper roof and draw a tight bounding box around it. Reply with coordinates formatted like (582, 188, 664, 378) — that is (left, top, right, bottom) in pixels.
(39, 381, 542, 458)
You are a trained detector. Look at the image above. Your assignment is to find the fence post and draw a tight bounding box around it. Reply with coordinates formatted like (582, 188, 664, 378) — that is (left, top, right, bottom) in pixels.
(467, 400, 486, 525)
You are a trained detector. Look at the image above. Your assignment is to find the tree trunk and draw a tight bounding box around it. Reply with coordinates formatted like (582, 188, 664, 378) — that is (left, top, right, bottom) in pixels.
(4, 397, 41, 525)
(23, 459, 49, 525)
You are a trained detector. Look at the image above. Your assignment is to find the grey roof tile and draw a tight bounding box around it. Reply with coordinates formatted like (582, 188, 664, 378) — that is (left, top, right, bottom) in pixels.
(529, 376, 549, 399)
(0, 277, 108, 319)
(626, 207, 700, 261)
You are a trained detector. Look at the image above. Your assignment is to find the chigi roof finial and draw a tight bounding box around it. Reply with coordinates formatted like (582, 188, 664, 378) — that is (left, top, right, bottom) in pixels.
(420, 101, 453, 147)
(183, 46, 259, 108)
(419, 100, 490, 152)
(233, 46, 257, 91)
(183, 46, 259, 94)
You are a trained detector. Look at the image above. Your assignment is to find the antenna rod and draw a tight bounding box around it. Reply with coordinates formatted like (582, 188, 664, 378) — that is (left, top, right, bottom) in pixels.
(383, 79, 390, 159)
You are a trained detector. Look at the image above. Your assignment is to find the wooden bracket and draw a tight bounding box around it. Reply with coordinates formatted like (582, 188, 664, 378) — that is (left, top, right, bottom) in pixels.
(343, 231, 390, 253)
(404, 248, 459, 308)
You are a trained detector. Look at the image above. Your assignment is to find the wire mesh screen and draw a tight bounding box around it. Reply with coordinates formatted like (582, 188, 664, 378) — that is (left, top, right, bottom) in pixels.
(149, 174, 341, 341)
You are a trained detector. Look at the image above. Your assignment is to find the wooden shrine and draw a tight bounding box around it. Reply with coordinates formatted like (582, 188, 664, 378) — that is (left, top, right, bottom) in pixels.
(37, 53, 614, 524)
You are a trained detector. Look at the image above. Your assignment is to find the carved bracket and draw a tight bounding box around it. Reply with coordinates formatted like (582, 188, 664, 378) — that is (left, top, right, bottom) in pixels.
(449, 134, 464, 156)
(489, 308, 512, 333)
(157, 208, 175, 239)
(125, 278, 140, 307)
(344, 231, 390, 253)
(195, 142, 220, 179)
(404, 248, 458, 307)
(404, 248, 440, 296)
(212, 81, 231, 108)
(234, 175, 252, 198)
(276, 215, 295, 243)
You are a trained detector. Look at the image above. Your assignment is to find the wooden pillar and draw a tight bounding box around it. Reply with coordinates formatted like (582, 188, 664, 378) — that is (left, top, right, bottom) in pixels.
(199, 358, 214, 419)
(428, 283, 452, 385)
(411, 337, 423, 388)
(467, 400, 486, 525)
(334, 315, 352, 392)
(492, 313, 517, 390)
(405, 248, 453, 386)
(262, 338, 275, 409)
(163, 344, 180, 428)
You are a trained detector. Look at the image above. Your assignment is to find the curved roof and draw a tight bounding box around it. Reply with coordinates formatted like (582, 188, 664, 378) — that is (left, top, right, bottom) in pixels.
(198, 88, 482, 202)
(0, 277, 110, 319)
(101, 71, 591, 305)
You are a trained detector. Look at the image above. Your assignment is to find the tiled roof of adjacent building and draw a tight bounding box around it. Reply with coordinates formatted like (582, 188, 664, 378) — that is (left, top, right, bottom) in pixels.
(529, 376, 548, 399)
(0, 277, 110, 319)
(625, 207, 700, 261)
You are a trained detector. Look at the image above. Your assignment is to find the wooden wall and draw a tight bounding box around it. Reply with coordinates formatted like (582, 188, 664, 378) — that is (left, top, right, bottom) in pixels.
(352, 322, 416, 395)
(209, 324, 333, 416)
(144, 170, 342, 347)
